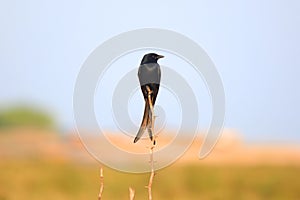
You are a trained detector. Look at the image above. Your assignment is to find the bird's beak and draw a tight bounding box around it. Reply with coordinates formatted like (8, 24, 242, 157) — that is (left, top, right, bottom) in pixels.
(157, 55, 164, 59)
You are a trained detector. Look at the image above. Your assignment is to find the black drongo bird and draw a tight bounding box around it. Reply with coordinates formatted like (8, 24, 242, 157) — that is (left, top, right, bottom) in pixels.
(134, 53, 164, 143)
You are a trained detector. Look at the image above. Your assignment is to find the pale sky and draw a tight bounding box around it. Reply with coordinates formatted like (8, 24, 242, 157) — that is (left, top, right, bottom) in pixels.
(0, 0, 299, 143)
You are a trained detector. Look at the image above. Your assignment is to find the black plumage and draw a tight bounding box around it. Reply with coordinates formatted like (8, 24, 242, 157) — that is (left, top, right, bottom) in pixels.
(134, 53, 164, 143)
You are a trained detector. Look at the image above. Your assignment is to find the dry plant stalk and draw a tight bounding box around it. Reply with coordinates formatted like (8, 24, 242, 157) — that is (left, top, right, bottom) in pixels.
(145, 86, 156, 200)
(129, 187, 135, 200)
(98, 167, 104, 200)
(146, 146, 155, 200)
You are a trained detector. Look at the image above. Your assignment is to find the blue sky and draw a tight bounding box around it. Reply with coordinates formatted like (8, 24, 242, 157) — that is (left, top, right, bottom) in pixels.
(0, 0, 299, 143)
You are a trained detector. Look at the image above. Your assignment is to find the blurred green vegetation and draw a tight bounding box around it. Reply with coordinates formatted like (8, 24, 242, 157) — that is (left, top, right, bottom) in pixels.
(0, 106, 55, 129)
(0, 160, 299, 200)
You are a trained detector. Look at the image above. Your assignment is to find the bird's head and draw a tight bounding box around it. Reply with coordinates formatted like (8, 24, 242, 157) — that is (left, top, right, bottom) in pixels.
(141, 53, 164, 64)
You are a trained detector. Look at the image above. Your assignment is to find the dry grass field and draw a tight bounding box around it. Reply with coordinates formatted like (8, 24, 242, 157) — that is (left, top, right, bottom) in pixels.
(0, 128, 300, 200)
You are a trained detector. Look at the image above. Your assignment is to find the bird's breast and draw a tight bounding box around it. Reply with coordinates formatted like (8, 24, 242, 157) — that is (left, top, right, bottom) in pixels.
(138, 63, 161, 86)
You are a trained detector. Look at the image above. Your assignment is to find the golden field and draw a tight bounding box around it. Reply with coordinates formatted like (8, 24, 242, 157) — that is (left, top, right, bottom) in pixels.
(0, 128, 300, 200)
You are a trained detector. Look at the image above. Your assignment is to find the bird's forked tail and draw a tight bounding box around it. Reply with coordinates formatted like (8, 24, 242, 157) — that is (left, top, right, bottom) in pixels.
(134, 99, 153, 143)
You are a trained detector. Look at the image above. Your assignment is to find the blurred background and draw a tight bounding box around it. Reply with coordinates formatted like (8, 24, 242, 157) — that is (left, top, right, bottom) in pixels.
(1, 0, 300, 199)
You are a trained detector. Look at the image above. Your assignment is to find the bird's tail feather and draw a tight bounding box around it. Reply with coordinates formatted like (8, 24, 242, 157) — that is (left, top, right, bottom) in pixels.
(134, 99, 150, 143)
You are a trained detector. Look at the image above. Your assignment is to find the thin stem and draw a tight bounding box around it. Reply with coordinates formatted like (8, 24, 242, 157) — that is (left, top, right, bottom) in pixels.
(129, 187, 135, 200)
(98, 167, 104, 200)
(145, 86, 156, 200)
(146, 146, 155, 200)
